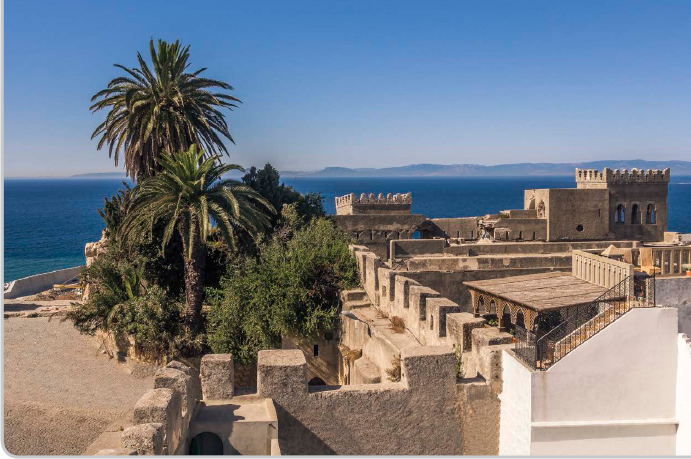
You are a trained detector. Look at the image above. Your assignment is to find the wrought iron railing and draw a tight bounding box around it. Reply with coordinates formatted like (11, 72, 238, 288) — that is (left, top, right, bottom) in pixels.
(513, 274, 656, 371)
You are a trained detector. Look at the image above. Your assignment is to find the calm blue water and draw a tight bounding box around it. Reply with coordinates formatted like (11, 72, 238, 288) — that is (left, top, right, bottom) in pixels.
(4, 176, 691, 282)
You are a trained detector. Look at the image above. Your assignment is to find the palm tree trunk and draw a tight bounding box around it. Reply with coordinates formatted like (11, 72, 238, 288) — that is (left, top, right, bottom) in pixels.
(180, 226, 206, 333)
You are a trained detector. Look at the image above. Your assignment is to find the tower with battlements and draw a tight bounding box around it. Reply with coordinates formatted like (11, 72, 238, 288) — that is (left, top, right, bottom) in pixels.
(576, 168, 670, 241)
(335, 192, 412, 215)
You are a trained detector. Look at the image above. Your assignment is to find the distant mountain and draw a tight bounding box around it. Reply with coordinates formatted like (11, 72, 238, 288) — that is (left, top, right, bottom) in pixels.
(279, 160, 691, 178)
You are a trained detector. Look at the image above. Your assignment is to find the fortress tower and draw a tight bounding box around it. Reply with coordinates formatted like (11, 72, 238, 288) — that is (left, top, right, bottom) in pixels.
(575, 168, 670, 241)
(335, 192, 412, 216)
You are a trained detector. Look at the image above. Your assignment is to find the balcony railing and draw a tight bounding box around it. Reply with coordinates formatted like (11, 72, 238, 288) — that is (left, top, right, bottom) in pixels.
(513, 274, 656, 371)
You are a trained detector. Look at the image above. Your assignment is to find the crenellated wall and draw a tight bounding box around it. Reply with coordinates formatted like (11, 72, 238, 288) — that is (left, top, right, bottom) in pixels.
(335, 192, 412, 215)
(257, 347, 462, 455)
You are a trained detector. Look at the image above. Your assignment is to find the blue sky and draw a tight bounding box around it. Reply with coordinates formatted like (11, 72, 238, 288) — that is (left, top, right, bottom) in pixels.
(4, 0, 691, 177)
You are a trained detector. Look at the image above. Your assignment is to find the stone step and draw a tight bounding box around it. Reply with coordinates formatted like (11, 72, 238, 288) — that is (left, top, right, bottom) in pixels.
(342, 289, 368, 302)
(343, 300, 371, 311)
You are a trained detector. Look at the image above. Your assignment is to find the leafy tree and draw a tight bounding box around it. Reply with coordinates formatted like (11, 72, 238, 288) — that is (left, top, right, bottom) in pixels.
(118, 145, 274, 332)
(242, 163, 325, 225)
(90, 38, 240, 181)
(98, 182, 132, 239)
(206, 217, 358, 364)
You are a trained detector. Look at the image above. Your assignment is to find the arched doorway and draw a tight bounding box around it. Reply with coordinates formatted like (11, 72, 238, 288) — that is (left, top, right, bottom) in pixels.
(190, 432, 224, 455)
(308, 376, 326, 386)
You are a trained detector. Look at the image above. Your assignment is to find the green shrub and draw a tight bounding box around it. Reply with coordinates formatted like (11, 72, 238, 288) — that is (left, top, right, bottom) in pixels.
(206, 217, 358, 364)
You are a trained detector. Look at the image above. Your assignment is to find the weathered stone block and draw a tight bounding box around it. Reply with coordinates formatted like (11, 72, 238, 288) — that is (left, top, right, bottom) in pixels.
(200, 354, 234, 400)
(426, 297, 461, 339)
(471, 327, 513, 350)
(133, 388, 183, 453)
(121, 423, 164, 455)
(257, 349, 307, 398)
(446, 313, 486, 352)
(401, 345, 455, 389)
(154, 367, 193, 417)
(166, 360, 201, 406)
(479, 343, 515, 393)
(409, 285, 440, 320)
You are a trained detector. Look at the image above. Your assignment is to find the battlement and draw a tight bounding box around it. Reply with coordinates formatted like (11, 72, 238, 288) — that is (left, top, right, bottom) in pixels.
(335, 192, 412, 215)
(576, 167, 670, 188)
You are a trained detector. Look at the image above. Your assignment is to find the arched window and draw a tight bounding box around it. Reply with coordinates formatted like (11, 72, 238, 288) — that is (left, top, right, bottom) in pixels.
(615, 204, 625, 224)
(631, 204, 640, 224)
(646, 204, 656, 224)
(515, 311, 525, 329)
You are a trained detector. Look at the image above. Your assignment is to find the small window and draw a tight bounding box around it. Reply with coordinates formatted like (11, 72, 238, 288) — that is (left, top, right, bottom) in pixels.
(412, 230, 421, 239)
(470, 230, 474, 239)
(576, 224, 584, 232)
(646, 204, 656, 224)
(615, 204, 625, 224)
(324, 331, 334, 341)
(456, 231, 460, 238)
(631, 204, 641, 224)
(313, 344, 319, 357)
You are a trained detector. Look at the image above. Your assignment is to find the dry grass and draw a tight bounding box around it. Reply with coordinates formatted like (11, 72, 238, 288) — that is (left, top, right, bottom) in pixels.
(390, 316, 406, 333)
(385, 357, 401, 382)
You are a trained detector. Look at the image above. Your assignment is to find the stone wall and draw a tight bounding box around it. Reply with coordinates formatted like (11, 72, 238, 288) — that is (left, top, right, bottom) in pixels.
(256, 347, 463, 455)
(389, 238, 446, 260)
(425, 217, 480, 240)
(4, 266, 83, 299)
(333, 214, 426, 258)
(571, 250, 635, 289)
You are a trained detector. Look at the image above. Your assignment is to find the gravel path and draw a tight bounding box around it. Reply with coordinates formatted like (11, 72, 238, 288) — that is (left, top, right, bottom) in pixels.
(3, 317, 154, 455)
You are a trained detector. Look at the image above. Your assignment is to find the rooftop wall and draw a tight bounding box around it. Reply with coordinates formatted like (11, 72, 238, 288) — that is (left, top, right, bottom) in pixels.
(576, 167, 671, 189)
(501, 308, 679, 456)
(256, 347, 462, 455)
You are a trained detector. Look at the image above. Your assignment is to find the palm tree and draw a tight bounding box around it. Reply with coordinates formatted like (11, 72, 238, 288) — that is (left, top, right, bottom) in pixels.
(118, 145, 274, 331)
(90, 38, 240, 181)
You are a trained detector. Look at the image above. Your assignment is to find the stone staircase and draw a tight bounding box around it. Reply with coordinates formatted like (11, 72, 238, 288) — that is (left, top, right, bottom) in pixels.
(341, 288, 371, 311)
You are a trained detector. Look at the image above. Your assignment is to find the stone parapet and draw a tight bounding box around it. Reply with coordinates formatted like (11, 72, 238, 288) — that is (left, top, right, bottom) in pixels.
(121, 423, 165, 455)
(335, 192, 412, 215)
(576, 167, 670, 187)
(133, 388, 183, 454)
(200, 354, 234, 400)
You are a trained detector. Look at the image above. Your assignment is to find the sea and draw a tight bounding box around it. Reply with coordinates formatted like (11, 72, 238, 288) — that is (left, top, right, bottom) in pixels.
(4, 176, 691, 282)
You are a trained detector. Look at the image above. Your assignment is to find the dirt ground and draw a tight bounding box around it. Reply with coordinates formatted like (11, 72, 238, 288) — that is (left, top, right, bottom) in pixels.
(3, 316, 154, 455)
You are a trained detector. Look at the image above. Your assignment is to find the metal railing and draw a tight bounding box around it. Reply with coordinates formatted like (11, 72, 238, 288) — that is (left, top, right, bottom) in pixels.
(513, 274, 656, 371)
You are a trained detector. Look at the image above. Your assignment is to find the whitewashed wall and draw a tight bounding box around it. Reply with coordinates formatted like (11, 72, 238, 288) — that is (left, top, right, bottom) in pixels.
(677, 333, 691, 455)
(500, 308, 679, 456)
(498, 352, 532, 455)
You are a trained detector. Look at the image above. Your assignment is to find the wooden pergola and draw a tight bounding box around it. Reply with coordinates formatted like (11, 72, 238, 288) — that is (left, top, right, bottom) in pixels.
(464, 272, 611, 332)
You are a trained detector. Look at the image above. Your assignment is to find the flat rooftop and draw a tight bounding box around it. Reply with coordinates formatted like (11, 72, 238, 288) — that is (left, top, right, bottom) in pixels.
(464, 272, 610, 311)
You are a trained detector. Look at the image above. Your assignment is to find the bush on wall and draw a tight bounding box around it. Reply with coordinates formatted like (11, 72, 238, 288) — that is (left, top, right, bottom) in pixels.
(206, 216, 358, 364)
